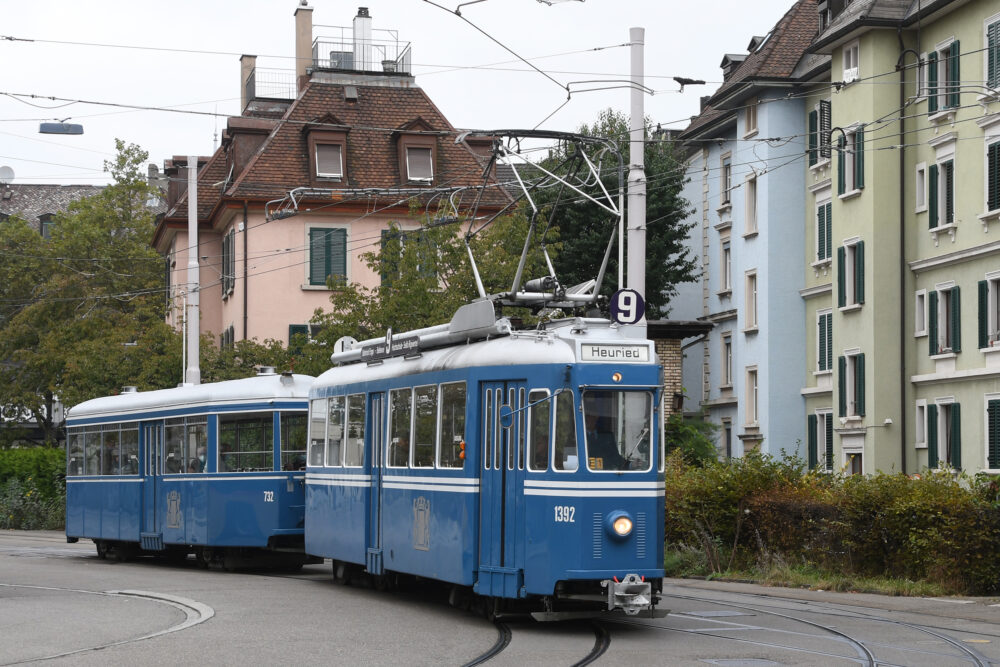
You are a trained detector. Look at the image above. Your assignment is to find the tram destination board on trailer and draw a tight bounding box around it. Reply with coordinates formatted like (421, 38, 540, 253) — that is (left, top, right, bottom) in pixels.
(65, 369, 317, 569)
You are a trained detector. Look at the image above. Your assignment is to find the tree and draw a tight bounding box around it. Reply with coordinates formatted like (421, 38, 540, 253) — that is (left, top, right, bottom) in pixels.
(536, 109, 698, 318)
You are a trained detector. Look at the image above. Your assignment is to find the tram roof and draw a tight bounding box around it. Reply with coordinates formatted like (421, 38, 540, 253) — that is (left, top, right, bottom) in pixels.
(66, 373, 315, 422)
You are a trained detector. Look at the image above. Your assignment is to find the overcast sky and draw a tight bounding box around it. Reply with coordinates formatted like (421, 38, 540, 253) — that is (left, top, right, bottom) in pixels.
(1, 0, 797, 185)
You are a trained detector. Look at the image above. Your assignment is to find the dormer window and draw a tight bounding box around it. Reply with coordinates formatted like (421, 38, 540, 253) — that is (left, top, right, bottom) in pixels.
(406, 146, 433, 182)
(303, 114, 349, 186)
(316, 144, 343, 179)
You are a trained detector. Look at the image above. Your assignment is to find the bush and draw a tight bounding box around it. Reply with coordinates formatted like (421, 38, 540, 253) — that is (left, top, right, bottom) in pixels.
(0, 447, 65, 529)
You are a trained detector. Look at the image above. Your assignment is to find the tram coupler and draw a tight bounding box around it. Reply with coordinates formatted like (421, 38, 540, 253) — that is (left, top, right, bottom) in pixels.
(602, 573, 654, 616)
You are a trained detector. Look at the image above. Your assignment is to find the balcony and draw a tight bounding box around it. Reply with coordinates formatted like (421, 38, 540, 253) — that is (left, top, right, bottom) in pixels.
(312, 28, 411, 74)
(244, 68, 296, 101)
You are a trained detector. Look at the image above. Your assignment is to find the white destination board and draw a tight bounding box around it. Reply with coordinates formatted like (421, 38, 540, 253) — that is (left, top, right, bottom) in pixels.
(580, 344, 650, 363)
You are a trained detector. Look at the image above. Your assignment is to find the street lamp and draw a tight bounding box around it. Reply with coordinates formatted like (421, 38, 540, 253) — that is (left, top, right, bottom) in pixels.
(39, 121, 83, 135)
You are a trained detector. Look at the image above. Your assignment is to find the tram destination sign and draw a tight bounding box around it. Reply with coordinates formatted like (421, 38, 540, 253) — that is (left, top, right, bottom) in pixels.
(580, 343, 650, 363)
(360, 335, 419, 362)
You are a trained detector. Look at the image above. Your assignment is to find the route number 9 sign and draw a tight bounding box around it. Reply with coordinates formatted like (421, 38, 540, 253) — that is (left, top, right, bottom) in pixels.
(610, 289, 645, 325)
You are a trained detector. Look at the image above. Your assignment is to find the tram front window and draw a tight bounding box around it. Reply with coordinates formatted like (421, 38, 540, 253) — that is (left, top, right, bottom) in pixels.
(583, 390, 653, 472)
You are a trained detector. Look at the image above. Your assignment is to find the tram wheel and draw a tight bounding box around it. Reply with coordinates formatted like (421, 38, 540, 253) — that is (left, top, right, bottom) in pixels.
(195, 548, 212, 569)
(95, 540, 109, 560)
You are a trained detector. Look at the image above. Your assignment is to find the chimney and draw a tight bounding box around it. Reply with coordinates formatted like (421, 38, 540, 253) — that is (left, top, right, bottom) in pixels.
(240, 54, 257, 111)
(295, 2, 314, 93)
(353, 7, 373, 72)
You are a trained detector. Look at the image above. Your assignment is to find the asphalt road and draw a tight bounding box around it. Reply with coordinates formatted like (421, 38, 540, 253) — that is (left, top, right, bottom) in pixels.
(2, 530, 999, 666)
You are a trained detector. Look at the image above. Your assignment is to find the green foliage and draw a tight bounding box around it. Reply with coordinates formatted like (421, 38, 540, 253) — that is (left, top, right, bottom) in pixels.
(664, 412, 719, 466)
(535, 108, 698, 318)
(0, 448, 65, 529)
(664, 454, 1000, 595)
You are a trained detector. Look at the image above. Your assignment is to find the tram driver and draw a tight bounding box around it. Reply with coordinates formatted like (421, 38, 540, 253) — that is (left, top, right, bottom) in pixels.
(584, 399, 625, 470)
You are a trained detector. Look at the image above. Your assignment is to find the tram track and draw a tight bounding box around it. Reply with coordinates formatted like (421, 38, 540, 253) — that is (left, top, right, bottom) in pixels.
(461, 619, 609, 666)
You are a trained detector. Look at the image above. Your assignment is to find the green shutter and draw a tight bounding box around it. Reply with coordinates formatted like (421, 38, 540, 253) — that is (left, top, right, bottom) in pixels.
(988, 399, 1000, 469)
(837, 135, 846, 194)
(987, 142, 1000, 212)
(309, 229, 328, 285)
(948, 40, 960, 109)
(288, 324, 309, 348)
(927, 405, 938, 468)
(949, 403, 961, 469)
(979, 280, 990, 349)
(989, 22, 1000, 88)
(807, 414, 818, 469)
(927, 51, 938, 113)
(855, 241, 864, 305)
(943, 160, 954, 224)
(838, 356, 847, 417)
(928, 163, 939, 228)
(855, 126, 865, 190)
(817, 204, 827, 261)
(820, 100, 832, 160)
(818, 314, 828, 372)
(950, 285, 961, 353)
(856, 353, 865, 417)
(826, 312, 833, 370)
(329, 228, 347, 278)
(928, 290, 939, 355)
(808, 110, 818, 166)
(824, 203, 832, 260)
(837, 246, 846, 307)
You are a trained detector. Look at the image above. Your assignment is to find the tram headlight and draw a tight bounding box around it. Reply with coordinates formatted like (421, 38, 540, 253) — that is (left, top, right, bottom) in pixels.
(605, 511, 634, 539)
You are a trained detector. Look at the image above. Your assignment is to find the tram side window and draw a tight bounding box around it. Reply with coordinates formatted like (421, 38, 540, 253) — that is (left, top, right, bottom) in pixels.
(327, 396, 345, 467)
(583, 389, 653, 472)
(527, 390, 550, 471)
(388, 388, 412, 467)
(308, 398, 327, 467)
(120, 426, 139, 474)
(344, 395, 365, 467)
(101, 426, 120, 475)
(67, 428, 83, 476)
(438, 382, 466, 468)
(280, 413, 308, 470)
(164, 418, 185, 474)
(553, 390, 578, 471)
(220, 413, 273, 472)
(414, 385, 437, 468)
(185, 418, 209, 473)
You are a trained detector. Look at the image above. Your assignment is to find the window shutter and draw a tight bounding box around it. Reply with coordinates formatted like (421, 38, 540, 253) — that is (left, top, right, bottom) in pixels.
(948, 40, 960, 108)
(289, 324, 309, 345)
(988, 399, 1000, 469)
(329, 228, 347, 278)
(406, 147, 433, 181)
(987, 142, 1000, 212)
(817, 204, 826, 260)
(826, 313, 833, 370)
(854, 126, 865, 190)
(943, 160, 954, 224)
(309, 228, 328, 285)
(856, 353, 865, 417)
(989, 22, 1000, 88)
(928, 290, 939, 355)
(837, 246, 846, 307)
(819, 101, 832, 160)
(838, 355, 847, 417)
(316, 144, 343, 177)
(950, 285, 961, 353)
(808, 111, 818, 166)
(818, 315, 828, 371)
(979, 280, 990, 349)
(927, 405, 938, 468)
(807, 414, 818, 469)
(824, 203, 832, 260)
(837, 136, 846, 195)
(855, 241, 865, 305)
(949, 402, 961, 470)
(825, 415, 834, 471)
(927, 51, 938, 113)
(928, 163, 938, 228)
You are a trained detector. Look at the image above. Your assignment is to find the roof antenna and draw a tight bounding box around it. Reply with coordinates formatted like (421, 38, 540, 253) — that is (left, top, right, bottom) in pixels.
(212, 105, 218, 152)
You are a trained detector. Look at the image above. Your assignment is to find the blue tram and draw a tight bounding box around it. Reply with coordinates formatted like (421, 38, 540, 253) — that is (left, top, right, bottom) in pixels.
(65, 369, 316, 567)
(305, 302, 666, 618)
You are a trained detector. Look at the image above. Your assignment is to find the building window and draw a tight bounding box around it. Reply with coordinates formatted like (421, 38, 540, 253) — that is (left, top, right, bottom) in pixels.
(842, 41, 859, 83)
(221, 227, 236, 297)
(744, 174, 757, 234)
(838, 351, 865, 418)
(405, 146, 433, 182)
(928, 284, 961, 355)
(916, 53, 929, 99)
(915, 162, 928, 212)
(987, 397, 1000, 469)
(721, 333, 733, 387)
(220, 325, 235, 349)
(987, 140, 1000, 213)
(915, 400, 927, 449)
(808, 100, 832, 166)
(807, 411, 833, 470)
(928, 159, 954, 228)
(837, 239, 864, 308)
(978, 274, 1000, 348)
(815, 200, 832, 261)
(315, 144, 344, 179)
(915, 289, 928, 337)
(988, 18, 1000, 89)
(745, 270, 758, 331)
(928, 400, 961, 469)
(39, 213, 55, 240)
(308, 227, 347, 286)
(721, 239, 732, 293)
(720, 154, 732, 206)
(745, 101, 758, 136)
(722, 420, 732, 458)
(927, 40, 961, 114)
(837, 125, 865, 195)
(817, 309, 833, 372)
(745, 367, 758, 426)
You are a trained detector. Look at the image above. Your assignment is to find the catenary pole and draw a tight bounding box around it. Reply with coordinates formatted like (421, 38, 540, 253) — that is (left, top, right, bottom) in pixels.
(186, 156, 201, 385)
(626, 26, 647, 336)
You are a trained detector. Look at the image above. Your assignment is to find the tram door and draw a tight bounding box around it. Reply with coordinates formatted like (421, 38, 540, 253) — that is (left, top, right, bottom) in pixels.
(366, 393, 386, 575)
(478, 381, 527, 598)
(140, 422, 164, 547)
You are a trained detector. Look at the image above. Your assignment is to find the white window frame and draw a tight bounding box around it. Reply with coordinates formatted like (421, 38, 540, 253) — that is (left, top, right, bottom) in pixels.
(816, 410, 834, 471)
(720, 153, 733, 207)
(405, 146, 433, 182)
(744, 173, 758, 235)
(915, 162, 928, 213)
(842, 41, 860, 83)
(744, 270, 758, 332)
(935, 279, 957, 353)
(915, 52, 929, 100)
(721, 332, 733, 388)
(315, 143, 344, 179)
(915, 399, 927, 449)
(720, 237, 732, 294)
(842, 237, 862, 309)
(844, 347, 862, 419)
(915, 289, 928, 337)
(745, 366, 759, 426)
(304, 223, 351, 288)
(932, 38, 958, 113)
(985, 271, 1000, 347)
(840, 125, 863, 196)
(934, 396, 956, 469)
(744, 101, 758, 137)
(815, 193, 832, 263)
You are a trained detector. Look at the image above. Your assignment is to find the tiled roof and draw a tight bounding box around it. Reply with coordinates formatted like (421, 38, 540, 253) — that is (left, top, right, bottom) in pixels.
(680, 0, 819, 139)
(0, 184, 104, 228)
(162, 150, 229, 222)
(811, 0, 912, 50)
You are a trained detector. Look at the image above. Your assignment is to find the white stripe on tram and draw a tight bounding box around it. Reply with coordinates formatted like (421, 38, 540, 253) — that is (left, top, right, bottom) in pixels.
(524, 488, 665, 498)
(382, 482, 479, 493)
(66, 478, 143, 483)
(523, 479, 664, 490)
(307, 478, 370, 488)
(307, 473, 372, 482)
(383, 475, 478, 487)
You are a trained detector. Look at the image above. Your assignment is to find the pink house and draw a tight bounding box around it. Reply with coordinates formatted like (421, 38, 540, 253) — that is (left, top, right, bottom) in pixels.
(153, 6, 507, 347)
